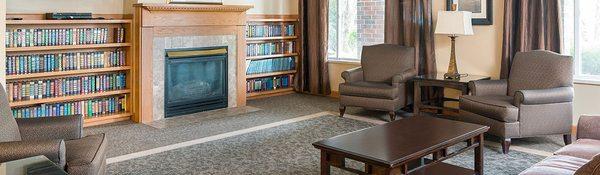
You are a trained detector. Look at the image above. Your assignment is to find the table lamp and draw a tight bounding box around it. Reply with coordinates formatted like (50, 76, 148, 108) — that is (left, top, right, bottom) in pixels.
(435, 5, 474, 79)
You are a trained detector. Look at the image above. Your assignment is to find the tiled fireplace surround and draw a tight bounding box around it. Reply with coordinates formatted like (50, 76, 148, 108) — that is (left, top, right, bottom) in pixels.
(134, 4, 252, 123)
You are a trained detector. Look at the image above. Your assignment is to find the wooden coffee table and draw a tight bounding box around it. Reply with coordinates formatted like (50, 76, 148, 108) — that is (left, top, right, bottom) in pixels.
(313, 116, 489, 175)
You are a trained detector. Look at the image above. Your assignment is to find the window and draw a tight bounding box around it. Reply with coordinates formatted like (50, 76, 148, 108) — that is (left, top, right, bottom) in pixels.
(328, 0, 385, 61)
(563, 0, 600, 81)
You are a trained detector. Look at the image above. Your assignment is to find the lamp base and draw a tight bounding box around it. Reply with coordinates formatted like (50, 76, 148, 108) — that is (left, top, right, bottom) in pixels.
(444, 72, 461, 80)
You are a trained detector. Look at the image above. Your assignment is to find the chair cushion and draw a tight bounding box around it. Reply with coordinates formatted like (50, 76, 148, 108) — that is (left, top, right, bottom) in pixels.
(339, 81, 399, 100)
(460, 95, 519, 122)
(555, 139, 600, 160)
(65, 133, 107, 175)
(507, 50, 573, 97)
(575, 154, 600, 175)
(519, 155, 588, 175)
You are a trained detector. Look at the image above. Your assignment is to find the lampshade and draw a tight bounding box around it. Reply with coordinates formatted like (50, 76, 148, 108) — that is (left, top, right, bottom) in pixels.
(435, 11, 474, 36)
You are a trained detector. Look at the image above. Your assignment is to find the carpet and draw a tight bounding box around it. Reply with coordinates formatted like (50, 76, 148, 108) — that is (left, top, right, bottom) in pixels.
(107, 115, 545, 175)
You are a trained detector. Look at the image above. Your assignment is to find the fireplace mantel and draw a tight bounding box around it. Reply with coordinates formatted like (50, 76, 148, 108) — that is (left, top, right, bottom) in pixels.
(133, 3, 251, 123)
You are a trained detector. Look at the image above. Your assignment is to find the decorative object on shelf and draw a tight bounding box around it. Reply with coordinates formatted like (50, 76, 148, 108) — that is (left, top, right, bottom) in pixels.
(168, 0, 223, 4)
(435, 5, 474, 79)
(446, 0, 493, 25)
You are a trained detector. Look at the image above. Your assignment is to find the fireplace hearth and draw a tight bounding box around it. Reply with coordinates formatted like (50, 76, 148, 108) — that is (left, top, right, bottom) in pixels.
(164, 46, 228, 117)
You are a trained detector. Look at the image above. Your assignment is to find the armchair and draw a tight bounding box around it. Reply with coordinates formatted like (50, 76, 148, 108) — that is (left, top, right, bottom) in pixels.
(0, 84, 107, 175)
(339, 44, 417, 121)
(459, 50, 574, 154)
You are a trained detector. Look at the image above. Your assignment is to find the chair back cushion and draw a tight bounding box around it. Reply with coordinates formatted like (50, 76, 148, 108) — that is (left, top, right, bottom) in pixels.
(0, 84, 21, 142)
(361, 44, 415, 83)
(507, 50, 573, 96)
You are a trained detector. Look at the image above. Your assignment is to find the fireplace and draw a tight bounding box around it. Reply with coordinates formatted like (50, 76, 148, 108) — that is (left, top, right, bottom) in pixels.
(164, 46, 228, 117)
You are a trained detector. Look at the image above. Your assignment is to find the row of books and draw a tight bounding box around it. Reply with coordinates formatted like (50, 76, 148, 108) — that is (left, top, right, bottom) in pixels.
(115, 28, 126, 43)
(246, 57, 295, 75)
(5, 27, 124, 47)
(7, 73, 127, 102)
(246, 24, 295, 38)
(247, 75, 293, 93)
(247, 41, 295, 57)
(6, 49, 126, 75)
(12, 95, 127, 119)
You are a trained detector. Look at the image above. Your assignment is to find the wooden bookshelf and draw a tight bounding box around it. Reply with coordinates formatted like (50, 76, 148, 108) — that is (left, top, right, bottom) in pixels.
(7, 66, 132, 80)
(247, 87, 295, 99)
(83, 113, 133, 127)
(247, 70, 297, 79)
(246, 53, 298, 60)
(6, 43, 132, 52)
(5, 15, 134, 127)
(245, 14, 301, 98)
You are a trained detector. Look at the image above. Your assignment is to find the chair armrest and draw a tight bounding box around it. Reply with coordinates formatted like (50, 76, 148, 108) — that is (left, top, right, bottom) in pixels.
(341, 67, 363, 83)
(0, 139, 66, 168)
(392, 68, 417, 84)
(468, 79, 508, 96)
(577, 115, 600, 140)
(16, 115, 83, 141)
(514, 87, 573, 106)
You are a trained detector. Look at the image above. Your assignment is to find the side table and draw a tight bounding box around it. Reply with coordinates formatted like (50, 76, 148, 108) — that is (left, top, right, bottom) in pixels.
(413, 73, 490, 115)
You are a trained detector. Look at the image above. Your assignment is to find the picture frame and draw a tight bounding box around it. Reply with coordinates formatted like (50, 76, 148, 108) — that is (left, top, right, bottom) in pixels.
(167, 0, 223, 4)
(446, 0, 493, 25)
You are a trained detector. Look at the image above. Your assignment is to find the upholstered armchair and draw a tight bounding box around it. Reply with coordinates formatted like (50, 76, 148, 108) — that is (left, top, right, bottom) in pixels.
(339, 44, 417, 121)
(0, 85, 107, 175)
(459, 50, 574, 154)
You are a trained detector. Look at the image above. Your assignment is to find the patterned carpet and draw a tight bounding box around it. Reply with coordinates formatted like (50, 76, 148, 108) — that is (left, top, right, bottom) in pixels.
(85, 94, 563, 175)
(106, 115, 544, 175)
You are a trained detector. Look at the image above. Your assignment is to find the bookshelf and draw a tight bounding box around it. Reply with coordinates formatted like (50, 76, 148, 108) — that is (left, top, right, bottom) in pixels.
(245, 15, 300, 99)
(5, 14, 134, 127)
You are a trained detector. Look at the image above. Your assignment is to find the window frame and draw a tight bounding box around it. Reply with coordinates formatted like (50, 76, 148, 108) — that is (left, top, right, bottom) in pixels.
(570, 0, 600, 84)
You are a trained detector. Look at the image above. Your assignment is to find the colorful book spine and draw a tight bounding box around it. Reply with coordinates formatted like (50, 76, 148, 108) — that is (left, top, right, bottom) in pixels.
(4, 27, 126, 48)
(246, 24, 295, 38)
(11, 95, 127, 119)
(246, 75, 292, 93)
(246, 57, 295, 75)
(7, 73, 127, 102)
(247, 41, 295, 56)
(6, 49, 126, 75)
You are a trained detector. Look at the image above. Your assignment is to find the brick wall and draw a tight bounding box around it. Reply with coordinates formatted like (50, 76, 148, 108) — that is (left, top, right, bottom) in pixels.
(357, 0, 385, 49)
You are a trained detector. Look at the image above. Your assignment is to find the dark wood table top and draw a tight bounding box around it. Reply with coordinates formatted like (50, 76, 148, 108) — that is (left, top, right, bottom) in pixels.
(414, 73, 491, 83)
(313, 117, 489, 167)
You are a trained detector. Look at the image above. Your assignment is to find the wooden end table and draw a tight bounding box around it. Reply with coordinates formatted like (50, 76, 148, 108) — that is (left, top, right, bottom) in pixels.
(413, 74, 490, 115)
(313, 116, 490, 175)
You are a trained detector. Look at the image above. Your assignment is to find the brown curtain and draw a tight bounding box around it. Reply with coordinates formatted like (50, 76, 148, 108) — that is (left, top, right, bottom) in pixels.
(501, 0, 562, 79)
(384, 0, 436, 75)
(298, 0, 331, 95)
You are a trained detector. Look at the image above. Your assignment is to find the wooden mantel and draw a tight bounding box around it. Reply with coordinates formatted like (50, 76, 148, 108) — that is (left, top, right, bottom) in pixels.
(132, 3, 252, 123)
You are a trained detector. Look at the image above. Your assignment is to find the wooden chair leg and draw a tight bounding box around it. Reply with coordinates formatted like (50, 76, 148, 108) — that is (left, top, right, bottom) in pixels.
(389, 111, 396, 122)
(339, 106, 346, 117)
(563, 134, 572, 145)
(501, 138, 511, 154)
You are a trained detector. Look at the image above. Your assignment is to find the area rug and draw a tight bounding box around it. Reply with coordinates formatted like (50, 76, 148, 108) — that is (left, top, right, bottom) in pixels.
(107, 115, 544, 175)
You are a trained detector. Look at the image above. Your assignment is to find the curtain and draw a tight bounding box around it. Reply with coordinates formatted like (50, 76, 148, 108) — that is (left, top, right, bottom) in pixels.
(501, 0, 562, 79)
(384, 0, 436, 75)
(298, 0, 331, 95)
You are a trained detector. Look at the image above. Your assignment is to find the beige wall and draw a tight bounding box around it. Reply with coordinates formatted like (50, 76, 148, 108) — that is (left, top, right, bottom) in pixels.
(0, 0, 5, 87)
(7, 0, 298, 15)
(328, 0, 600, 123)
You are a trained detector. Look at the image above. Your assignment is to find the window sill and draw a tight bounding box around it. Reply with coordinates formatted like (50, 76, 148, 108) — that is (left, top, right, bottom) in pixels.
(574, 78, 600, 86)
(327, 59, 361, 65)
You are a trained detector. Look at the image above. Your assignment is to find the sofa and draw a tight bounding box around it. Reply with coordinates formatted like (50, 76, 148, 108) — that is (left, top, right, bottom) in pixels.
(520, 115, 600, 175)
(339, 44, 417, 121)
(0, 83, 107, 175)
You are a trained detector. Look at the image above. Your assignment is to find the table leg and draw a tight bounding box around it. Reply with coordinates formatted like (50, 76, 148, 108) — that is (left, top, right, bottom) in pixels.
(475, 134, 484, 175)
(321, 151, 330, 175)
(413, 81, 422, 116)
(365, 164, 373, 174)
